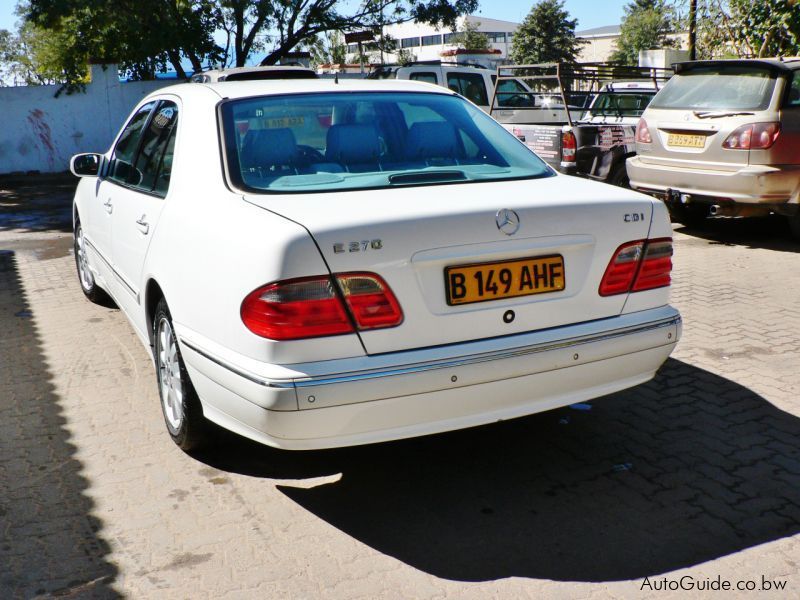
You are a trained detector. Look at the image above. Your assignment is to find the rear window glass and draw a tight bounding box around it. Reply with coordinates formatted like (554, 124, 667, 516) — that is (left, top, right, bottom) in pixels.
(220, 91, 553, 193)
(649, 65, 777, 111)
(587, 92, 655, 117)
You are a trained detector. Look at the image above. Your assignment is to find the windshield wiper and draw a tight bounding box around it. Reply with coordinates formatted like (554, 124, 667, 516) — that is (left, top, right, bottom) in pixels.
(693, 110, 755, 119)
(388, 170, 467, 185)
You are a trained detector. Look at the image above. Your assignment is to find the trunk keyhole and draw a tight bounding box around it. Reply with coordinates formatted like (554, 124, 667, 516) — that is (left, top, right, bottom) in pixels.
(503, 310, 515, 324)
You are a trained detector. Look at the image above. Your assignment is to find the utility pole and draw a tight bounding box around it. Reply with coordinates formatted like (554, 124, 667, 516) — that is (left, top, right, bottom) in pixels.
(688, 0, 697, 61)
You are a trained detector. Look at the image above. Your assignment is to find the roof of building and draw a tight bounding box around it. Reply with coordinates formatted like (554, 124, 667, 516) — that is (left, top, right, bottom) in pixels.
(576, 24, 621, 38)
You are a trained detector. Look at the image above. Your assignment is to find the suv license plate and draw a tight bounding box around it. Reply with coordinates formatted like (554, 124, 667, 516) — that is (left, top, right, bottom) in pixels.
(668, 133, 705, 148)
(445, 255, 565, 306)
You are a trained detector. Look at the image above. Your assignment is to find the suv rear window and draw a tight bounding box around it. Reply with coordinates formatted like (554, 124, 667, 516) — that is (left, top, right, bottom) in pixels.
(649, 65, 777, 111)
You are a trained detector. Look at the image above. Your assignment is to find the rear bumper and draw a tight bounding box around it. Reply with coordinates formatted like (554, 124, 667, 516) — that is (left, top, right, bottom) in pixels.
(627, 156, 800, 208)
(178, 306, 681, 450)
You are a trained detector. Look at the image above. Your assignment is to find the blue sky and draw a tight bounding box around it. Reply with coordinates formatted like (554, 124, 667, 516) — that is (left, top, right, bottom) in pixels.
(0, 0, 629, 51)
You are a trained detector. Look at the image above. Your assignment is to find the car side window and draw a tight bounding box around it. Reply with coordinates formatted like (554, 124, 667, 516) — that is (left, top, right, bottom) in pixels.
(153, 126, 177, 196)
(409, 72, 438, 85)
(133, 102, 179, 195)
(787, 73, 800, 107)
(108, 101, 157, 185)
(446, 72, 489, 106)
(497, 79, 533, 107)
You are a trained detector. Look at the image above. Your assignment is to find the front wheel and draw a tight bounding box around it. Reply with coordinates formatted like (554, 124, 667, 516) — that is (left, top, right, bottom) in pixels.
(153, 298, 206, 451)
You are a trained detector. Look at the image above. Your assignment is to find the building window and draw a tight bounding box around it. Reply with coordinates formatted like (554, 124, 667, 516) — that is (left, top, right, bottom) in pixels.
(486, 32, 506, 43)
(443, 32, 457, 44)
(401, 37, 420, 48)
(347, 44, 358, 53)
(421, 34, 442, 46)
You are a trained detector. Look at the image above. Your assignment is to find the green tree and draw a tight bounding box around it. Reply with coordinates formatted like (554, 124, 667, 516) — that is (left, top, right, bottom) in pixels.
(610, 0, 677, 65)
(23, 0, 479, 83)
(0, 8, 90, 89)
(307, 31, 348, 68)
(451, 20, 490, 51)
(510, 0, 585, 64)
(695, 0, 800, 59)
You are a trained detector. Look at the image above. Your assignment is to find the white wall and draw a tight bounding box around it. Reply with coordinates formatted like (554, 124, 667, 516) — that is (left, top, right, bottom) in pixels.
(0, 64, 174, 175)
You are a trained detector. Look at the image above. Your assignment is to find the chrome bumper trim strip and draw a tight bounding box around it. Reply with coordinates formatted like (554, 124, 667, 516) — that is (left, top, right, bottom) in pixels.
(180, 314, 680, 390)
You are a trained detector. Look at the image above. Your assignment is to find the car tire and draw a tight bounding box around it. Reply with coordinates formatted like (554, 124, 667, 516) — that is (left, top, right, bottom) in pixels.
(153, 297, 206, 451)
(608, 165, 630, 188)
(74, 218, 108, 304)
(670, 204, 708, 228)
(789, 215, 800, 242)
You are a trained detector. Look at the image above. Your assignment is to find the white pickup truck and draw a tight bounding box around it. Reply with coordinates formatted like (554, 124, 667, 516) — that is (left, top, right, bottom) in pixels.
(490, 63, 671, 186)
(367, 62, 569, 124)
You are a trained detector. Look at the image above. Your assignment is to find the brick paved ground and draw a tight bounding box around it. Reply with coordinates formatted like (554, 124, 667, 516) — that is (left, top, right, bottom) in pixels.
(1, 177, 799, 599)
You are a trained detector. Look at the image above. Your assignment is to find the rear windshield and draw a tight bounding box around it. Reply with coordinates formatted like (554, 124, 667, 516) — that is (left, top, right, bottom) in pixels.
(586, 92, 656, 117)
(649, 65, 777, 111)
(220, 91, 553, 193)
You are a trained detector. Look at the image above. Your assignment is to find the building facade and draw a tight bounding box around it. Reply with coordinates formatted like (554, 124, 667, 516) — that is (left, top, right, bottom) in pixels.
(350, 15, 519, 64)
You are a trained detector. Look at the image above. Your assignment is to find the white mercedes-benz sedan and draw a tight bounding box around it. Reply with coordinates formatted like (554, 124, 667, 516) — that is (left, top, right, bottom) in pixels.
(70, 79, 681, 451)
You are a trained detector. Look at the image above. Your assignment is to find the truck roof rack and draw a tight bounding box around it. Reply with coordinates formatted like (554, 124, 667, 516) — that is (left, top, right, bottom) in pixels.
(370, 60, 491, 70)
(490, 62, 673, 127)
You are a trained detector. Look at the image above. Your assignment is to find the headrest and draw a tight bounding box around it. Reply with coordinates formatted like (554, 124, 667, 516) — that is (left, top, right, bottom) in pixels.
(326, 124, 380, 164)
(240, 128, 298, 170)
(406, 121, 463, 160)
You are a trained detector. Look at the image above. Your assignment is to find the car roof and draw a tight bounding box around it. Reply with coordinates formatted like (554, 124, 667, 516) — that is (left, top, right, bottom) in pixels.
(600, 81, 659, 90)
(675, 58, 800, 74)
(151, 78, 460, 101)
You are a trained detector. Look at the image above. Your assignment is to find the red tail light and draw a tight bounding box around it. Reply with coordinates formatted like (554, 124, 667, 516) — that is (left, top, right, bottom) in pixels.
(336, 273, 404, 330)
(599, 241, 643, 296)
(599, 238, 672, 297)
(561, 130, 577, 162)
(722, 122, 780, 150)
(632, 239, 673, 291)
(241, 272, 403, 340)
(635, 118, 652, 144)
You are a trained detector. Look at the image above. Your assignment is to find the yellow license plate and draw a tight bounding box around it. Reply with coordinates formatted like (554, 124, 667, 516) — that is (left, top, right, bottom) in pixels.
(263, 116, 305, 129)
(445, 255, 565, 306)
(668, 133, 705, 148)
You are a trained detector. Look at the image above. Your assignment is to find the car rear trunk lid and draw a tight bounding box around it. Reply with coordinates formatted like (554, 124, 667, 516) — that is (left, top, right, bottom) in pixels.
(244, 177, 655, 354)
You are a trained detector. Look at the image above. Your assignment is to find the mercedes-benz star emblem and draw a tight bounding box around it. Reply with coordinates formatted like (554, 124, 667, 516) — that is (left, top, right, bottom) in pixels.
(496, 208, 520, 236)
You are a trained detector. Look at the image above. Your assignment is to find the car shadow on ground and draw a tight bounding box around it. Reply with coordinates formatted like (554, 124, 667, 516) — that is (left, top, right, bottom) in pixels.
(0, 174, 76, 233)
(675, 215, 800, 253)
(0, 250, 120, 598)
(195, 358, 800, 583)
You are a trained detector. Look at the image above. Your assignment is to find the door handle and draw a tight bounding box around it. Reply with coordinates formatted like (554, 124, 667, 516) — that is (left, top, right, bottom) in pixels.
(103, 199, 113, 214)
(135, 215, 149, 235)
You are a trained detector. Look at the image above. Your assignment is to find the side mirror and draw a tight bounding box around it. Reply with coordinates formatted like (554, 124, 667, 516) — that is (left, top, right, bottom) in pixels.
(70, 153, 102, 177)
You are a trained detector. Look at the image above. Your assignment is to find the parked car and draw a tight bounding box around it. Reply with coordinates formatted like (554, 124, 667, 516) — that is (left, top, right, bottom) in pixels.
(367, 61, 568, 124)
(627, 58, 800, 237)
(190, 65, 318, 82)
(70, 78, 680, 451)
(492, 63, 671, 187)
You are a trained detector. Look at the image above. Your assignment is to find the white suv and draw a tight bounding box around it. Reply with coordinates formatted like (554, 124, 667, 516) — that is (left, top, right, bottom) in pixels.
(368, 62, 536, 120)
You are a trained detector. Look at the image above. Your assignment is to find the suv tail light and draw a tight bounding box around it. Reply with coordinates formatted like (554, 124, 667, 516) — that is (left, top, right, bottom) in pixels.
(561, 130, 577, 163)
(241, 273, 403, 340)
(635, 118, 652, 144)
(599, 238, 673, 297)
(722, 122, 780, 150)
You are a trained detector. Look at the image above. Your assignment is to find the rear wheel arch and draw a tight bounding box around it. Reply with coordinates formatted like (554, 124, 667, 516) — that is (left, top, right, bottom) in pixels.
(145, 279, 165, 347)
